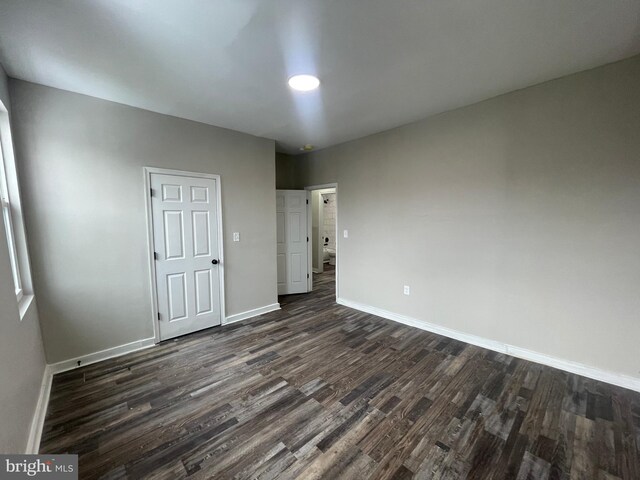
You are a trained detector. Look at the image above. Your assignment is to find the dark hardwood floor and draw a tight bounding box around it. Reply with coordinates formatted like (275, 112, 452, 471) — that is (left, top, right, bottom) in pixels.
(41, 264, 640, 479)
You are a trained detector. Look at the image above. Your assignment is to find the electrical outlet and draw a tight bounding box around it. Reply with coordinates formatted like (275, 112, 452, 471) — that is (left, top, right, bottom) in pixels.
(233, 232, 240, 242)
(403, 285, 410, 296)
(343, 229, 349, 238)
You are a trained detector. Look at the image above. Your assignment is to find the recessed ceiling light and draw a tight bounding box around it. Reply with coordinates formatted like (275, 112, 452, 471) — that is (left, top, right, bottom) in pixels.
(300, 144, 315, 151)
(288, 74, 320, 92)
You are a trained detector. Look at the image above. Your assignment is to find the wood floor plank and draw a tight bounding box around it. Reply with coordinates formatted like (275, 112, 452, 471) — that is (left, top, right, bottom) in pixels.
(40, 265, 640, 479)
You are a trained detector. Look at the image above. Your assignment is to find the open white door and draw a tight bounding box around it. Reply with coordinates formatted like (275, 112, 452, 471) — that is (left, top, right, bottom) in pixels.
(150, 171, 223, 341)
(276, 190, 309, 295)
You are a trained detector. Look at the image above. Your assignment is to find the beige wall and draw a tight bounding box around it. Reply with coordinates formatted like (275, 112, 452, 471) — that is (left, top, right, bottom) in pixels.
(10, 80, 278, 363)
(0, 65, 46, 453)
(289, 55, 640, 380)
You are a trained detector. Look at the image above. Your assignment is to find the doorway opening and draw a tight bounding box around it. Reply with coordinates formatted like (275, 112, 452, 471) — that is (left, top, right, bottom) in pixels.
(305, 183, 338, 299)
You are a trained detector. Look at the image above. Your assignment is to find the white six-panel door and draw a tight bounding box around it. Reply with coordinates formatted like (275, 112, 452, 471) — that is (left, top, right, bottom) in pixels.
(150, 172, 222, 340)
(276, 190, 309, 295)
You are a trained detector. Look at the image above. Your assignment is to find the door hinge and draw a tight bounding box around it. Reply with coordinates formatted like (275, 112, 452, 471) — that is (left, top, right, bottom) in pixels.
(306, 199, 309, 204)
(307, 273, 309, 278)
(154, 251, 158, 260)
(307, 236, 309, 242)
(150, 188, 154, 197)
(157, 312, 161, 321)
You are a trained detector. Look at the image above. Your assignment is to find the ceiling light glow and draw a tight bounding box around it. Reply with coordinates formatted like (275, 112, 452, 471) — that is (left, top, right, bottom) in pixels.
(288, 74, 320, 92)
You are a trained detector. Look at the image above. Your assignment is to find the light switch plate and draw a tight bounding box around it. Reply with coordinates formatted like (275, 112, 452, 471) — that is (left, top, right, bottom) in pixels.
(233, 232, 240, 242)
(403, 285, 411, 295)
(343, 230, 349, 238)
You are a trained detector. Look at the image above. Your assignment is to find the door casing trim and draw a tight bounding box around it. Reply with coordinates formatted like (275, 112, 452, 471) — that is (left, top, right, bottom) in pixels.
(143, 167, 225, 344)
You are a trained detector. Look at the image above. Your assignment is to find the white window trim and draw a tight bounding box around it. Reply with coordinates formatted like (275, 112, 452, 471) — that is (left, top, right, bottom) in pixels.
(1, 194, 23, 300)
(0, 105, 34, 318)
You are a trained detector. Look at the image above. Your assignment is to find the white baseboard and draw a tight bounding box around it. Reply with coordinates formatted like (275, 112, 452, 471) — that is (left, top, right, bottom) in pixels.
(48, 337, 156, 375)
(337, 297, 640, 393)
(224, 303, 281, 325)
(25, 365, 53, 454)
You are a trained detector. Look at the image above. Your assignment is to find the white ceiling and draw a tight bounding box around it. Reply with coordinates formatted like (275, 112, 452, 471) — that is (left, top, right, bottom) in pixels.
(1, 0, 639, 154)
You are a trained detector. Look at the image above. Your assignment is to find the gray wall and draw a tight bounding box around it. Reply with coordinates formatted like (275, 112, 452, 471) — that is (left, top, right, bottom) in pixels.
(0, 64, 46, 453)
(289, 55, 640, 380)
(10, 80, 278, 363)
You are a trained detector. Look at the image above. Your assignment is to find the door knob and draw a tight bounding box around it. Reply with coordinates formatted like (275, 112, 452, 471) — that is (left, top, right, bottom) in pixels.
(211, 259, 219, 265)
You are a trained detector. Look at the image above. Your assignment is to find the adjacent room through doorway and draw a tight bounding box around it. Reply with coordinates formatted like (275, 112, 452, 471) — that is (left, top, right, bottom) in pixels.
(307, 184, 338, 297)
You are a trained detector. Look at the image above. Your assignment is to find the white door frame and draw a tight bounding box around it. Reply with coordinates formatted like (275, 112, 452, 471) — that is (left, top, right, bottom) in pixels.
(143, 166, 225, 343)
(311, 190, 324, 275)
(307, 190, 312, 290)
(305, 183, 338, 298)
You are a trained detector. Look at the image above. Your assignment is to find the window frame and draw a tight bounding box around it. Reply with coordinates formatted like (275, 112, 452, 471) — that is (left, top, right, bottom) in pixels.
(0, 134, 23, 301)
(0, 103, 33, 316)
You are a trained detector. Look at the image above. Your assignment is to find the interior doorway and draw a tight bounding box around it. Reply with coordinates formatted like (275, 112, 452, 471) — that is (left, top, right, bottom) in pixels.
(145, 167, 225, 342)
(305, 183, 338, 297)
